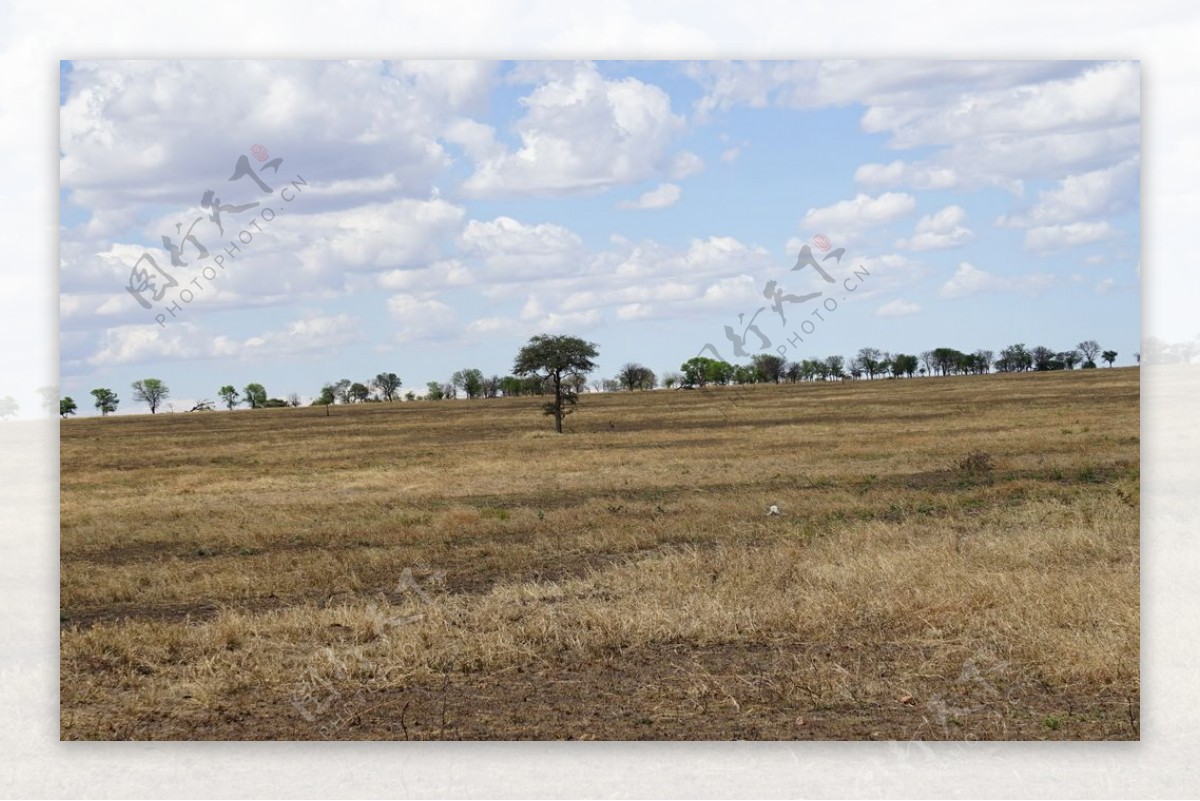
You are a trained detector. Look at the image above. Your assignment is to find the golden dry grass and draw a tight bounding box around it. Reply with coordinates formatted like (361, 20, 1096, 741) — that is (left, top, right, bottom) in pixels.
(60, 368, 1139, 740)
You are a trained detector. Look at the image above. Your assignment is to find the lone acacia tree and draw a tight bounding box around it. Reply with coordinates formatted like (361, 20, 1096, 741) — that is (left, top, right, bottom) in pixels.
(131, 378, 169, 414)
(513, 334, 599, 433)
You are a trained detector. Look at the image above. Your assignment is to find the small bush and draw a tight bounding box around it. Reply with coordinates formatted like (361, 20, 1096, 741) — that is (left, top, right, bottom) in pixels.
(957, 451, 995, 476)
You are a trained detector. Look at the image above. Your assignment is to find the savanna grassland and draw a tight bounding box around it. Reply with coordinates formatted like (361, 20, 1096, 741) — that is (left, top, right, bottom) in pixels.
(60, 368, 1139, 740)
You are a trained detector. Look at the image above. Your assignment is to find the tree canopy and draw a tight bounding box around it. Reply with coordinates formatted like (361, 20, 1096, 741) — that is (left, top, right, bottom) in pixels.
(513, 334, 599, 433)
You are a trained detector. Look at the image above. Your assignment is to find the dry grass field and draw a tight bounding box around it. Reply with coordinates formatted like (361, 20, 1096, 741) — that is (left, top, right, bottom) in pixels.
(60, 367, 1139, 740)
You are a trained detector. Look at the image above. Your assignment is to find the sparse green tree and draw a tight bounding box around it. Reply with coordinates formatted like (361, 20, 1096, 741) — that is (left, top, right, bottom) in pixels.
(425, 381, 445, 401)
(60, 396, 77, 418)
(243, 383, 267, 409)
(513, 334, 599, 433)
(90, 388, 118, 416)
(854, 347, 885, 379)
(973, 350, 994, 374)
(131, 378, 169, 414)
(890, 353, 919, 378)
(681, 357, 715, 388)
(920, 350, 935, 376)
(452, 368, 485, 399)
(824, 355, 845, 379)
(349, 382, 371, 403)
(707, 359, 736, 385)
(373, 372, 402, 402)
(751, 353, 786, 383)
(218, 385, 240, 410)
(1031, 346, 1056, 371)
(732, 364, 757, 385)
(995, 343, 1032, 372)
(617, 362, 656, 391)
(1078, 340, 1101, 368)
(1102, 349, 1118, 367)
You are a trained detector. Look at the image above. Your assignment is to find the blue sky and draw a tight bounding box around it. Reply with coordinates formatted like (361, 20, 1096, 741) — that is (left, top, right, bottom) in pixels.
(58, 60, 1140, 414)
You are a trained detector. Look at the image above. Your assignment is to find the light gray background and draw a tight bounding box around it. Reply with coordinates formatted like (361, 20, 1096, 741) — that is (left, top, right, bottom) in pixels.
(2, 2, 1194, 797)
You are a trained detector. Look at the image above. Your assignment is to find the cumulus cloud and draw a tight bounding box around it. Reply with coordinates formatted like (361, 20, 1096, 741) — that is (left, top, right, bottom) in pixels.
(861, 61, 1139, 148)
(800, 192, 916, 240)
(1024, 221, 1114, 252)
(461, 234, 774, 336)
(60, 60, 495, 212)
(896, 205, 973, 250)
(378, 259, 473, 293)
(690, 61, 1138, 192)
(291, 197, 465, 274)
(617, 182, 681, 210)
(86, 314, 363, 367)
(855, 160, 958, 190)
(216, 314, 363, 360)
(386, 293, 459, 342)
(88, 322, 202, 367)
(459, 216, 585, 280)
(999, 157, 1139, 228)
(460, 62, 689, 196)
(669, 151, 705, 179)
(875, 298, 922, 317)
(939, 261, 1054, 299)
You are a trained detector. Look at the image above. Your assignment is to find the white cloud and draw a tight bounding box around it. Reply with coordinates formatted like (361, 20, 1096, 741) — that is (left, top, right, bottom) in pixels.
(720, 146, 741, 163)
(616, 303, 654, 320)
(219, 314, 363, 360)
(292, 197, 465, 274)
(999, 157, 1139, 227)
(617, 183, 681, 210)
(854, 160, 958, 190)
(1024, 221, 1114, 252)
(378, 260, 473, 293)
(60, 60, 495, 211)
(613, 236, 773, 282)
(861, 61, 1139, 148)
(669, 151, 705, 179)
(459, 216, 585, 279)
(939, 261, 1054, 299)
(1095, 278, 1117, 294)
(386, 294, 459, 342)
(875, 298, 922, 317)
(692, 61, 1138, 192)
(86, 314, 364, 367)
(687, 61, 1087, 119)
(824, 252, 930, 299)
(88, 322, 202, 366)
(460, 62, 689, 196)
(800, 192, 916, 239)
(896, 204, 973, 250)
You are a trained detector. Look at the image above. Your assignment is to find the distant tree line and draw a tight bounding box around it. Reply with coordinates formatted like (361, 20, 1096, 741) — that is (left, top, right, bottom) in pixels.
(65, 337, 1124, 419)
(665, 340, 1118, 387)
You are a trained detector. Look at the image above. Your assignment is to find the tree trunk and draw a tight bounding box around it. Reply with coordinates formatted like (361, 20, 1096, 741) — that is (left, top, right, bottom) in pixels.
(552, 372, 565, 433)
